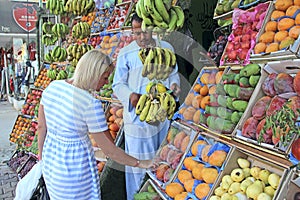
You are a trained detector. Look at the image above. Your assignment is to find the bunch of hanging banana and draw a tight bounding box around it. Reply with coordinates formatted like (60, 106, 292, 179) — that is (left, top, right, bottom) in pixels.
(44, 46, 67, 63)
(51, 23, 70, 39)
(135, 92, 177, 123)
(135, 82, 177, 123)
(72, 22, 91, 40)
(66, 43, 94, 67)
(139, 47, 176, 81)
(42, 21, 54, 34)
(64, 0, 95, 16)
(135, 0, 184, 33)
(42, 34, 58, 46)
(46, 68, 68, 80)
(46, 0, 66, 15)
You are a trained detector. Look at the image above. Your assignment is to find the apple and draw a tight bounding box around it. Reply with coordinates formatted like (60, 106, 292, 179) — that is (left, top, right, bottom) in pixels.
(26, 99, 32, 104)
(227, 50, 237, 60)
(241, 41, 250, 49)
(291, 138, 300, 160)
(242, 34, 251, 42)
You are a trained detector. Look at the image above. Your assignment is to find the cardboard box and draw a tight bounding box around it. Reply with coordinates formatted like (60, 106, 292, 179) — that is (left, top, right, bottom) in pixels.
(146, 121, 198, 188)
(250, 2, 300, 63)
(137, 179, 168, 200)
(234, 60, 300, 156)
(277, 168, 300, 200)
(162, 131, 233, 200)
(207, 147, 288, 200)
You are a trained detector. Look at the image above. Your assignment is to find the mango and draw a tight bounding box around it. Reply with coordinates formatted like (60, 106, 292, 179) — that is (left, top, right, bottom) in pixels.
(265, 43, 279, 53)
(275, 0, 293, 11)
(277, 18, 295, 31)
(232, 100, 248, 112)
(224, 84, 240, 98)
(259, 31, 275, 43)
(279, 36, 295, 49)
(249, 75, 261, 87)
(274, 31, 288, 42)
(289, 26, 300, 39)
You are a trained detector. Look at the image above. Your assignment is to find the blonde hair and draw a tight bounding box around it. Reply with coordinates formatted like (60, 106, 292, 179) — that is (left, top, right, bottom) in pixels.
(72, 49, 111, 90)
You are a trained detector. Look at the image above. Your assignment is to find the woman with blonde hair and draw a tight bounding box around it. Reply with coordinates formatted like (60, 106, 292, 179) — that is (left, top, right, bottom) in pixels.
(38, 50, 154, 200)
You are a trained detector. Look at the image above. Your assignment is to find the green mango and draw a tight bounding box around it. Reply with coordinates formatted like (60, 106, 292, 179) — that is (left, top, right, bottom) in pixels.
(231, 0, 240, 9)
(217, 107, 233, 120)
(226, 97, 235, 110)
(216, 83, 226, 96)
(231, 111, 243, 124)
(215, 5, 224, 15)
(249, 75, 261, 87)
(224, 84, 239, 98)
(239, 77, 250, 87)
(232, 100, 248, 112)
(240, 64, 261, 77)
(217, 95, 227, 107)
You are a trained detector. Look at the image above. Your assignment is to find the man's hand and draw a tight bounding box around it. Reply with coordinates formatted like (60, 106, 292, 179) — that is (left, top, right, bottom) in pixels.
(170, 83, 181, 97)
(130, 92, 141, 108)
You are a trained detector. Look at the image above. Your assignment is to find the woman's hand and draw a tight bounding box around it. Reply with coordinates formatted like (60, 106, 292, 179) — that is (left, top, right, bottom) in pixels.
(138, 159, 158, 169)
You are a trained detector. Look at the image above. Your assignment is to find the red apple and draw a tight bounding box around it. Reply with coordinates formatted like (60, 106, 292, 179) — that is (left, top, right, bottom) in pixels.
(227, 50, 237, 60)
(234, 42, 241, 50)
(241, 41, 250, 49)
(242, 34, 251, 42)
(292, 138, 300, 160)
(238, 48, 249, 60)
(226, 42, 234, 51)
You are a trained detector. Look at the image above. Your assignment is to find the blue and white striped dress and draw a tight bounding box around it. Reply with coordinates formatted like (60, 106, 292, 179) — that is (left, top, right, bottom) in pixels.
(40, 80, 108, 200)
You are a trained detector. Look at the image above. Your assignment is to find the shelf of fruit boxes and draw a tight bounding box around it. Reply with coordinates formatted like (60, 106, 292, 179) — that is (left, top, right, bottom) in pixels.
(146, 120, 198, 189)
(106, 1, 132, 33)
(233, 59, 300, 159)
(219, 2, 271, 66)
(159, 130, 233, 200)
(207, 146, 289, 200)
(250, 1, 300, 63)
(21, 88, 43, 119)
(135, 179, 169, 200)
(9, 115, 38, 148)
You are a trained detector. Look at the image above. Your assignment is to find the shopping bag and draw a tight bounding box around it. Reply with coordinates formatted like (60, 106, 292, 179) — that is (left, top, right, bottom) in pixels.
(30, 176, 50, 200)
(14, 161, 42, 200)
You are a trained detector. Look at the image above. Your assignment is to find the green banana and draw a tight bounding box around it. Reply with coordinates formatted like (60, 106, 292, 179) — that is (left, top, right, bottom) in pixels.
(167, 8, 178, 32)
(154, 0, 170, 23)
(156, 47, 163, 76)
(85, 0, 94, 11)
(153, 19, 169, 29)
(139, 99, 151, 122)
(143, 48, 154, 77)
(172, 6, 185, 28)
(135, 94, 149, 115)
(167, 94, 176, 119)
(162, 48, 171, 73)
(135, 0, 142, 18)
(150, 0, 164, 22)
(161, 92, 170, 111)
(144, 0, 152, 14)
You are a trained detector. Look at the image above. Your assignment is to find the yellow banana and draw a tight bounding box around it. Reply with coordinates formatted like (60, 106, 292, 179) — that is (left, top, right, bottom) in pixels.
(154, 0, 170, 23)
(135, 94, 149, 115)
(139, 99, 151, 122)
(167, 93, 176, 118)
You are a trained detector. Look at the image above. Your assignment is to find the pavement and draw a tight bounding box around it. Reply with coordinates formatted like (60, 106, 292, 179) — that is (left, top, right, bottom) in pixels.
(0, 100, 19, 200)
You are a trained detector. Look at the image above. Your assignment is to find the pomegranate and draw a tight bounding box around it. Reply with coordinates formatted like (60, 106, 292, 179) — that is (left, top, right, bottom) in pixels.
(291, 138, 300, 160)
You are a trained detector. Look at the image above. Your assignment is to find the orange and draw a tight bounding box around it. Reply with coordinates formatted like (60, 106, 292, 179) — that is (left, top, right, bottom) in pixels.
(192, 163, 204, 180)
(184, 179, 196, 192)
(200, 73, 210, 84)
(177, 170, 193, 184)
(165, 183, 184, 198)
(191, 140, 207, 156)
(200, 85, 209, 96)
(200, 96, 210, 110)
(193, 84, 202, 93)
(183, 157, 199, 171)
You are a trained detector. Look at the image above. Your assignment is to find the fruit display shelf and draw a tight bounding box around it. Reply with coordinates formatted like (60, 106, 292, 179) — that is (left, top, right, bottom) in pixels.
(238, 0, 270, 10)
(146, 121, 198, 189)
(135, 179, 168, 200)
(162, 132, 232, 200)
(207, 147, 288, 200)
(234, 59, 300, 157)
(106, 1, 132, 33)
(250, 1, 300, 63)
(213, 0, 241, 20)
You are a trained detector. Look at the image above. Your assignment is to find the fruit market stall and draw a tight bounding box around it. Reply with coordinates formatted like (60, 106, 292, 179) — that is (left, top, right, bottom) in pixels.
(6, 0, 300, 199)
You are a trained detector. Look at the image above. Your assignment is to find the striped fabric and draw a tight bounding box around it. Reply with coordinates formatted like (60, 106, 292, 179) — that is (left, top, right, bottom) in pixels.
(40, 80, 108, 200)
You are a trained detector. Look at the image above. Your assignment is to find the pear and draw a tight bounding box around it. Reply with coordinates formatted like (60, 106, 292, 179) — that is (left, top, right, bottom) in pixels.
(250, 166, 261, 179)
(221, 193, 232, 200)
(240, 178, 254, 193)
(257, 192, 272, 200)
(210, 195, 221, 200)
(228, 182, 241, 195)
(243, 168, 251, 178)
(221, 175, 233, 190)
(231, 168, 244, 182)
(237, 158, 250, 169)
(259, 169, 270, 184)
(234, 192, 247, 200)
(264, 186, 275, 197)
(246, 181, 264, 199)
(268, 173, 280, 189)
(215, 186, 227, 196)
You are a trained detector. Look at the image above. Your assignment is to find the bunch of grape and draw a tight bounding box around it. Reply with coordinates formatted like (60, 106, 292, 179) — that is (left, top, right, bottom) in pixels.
(207, 35, 228, 66)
